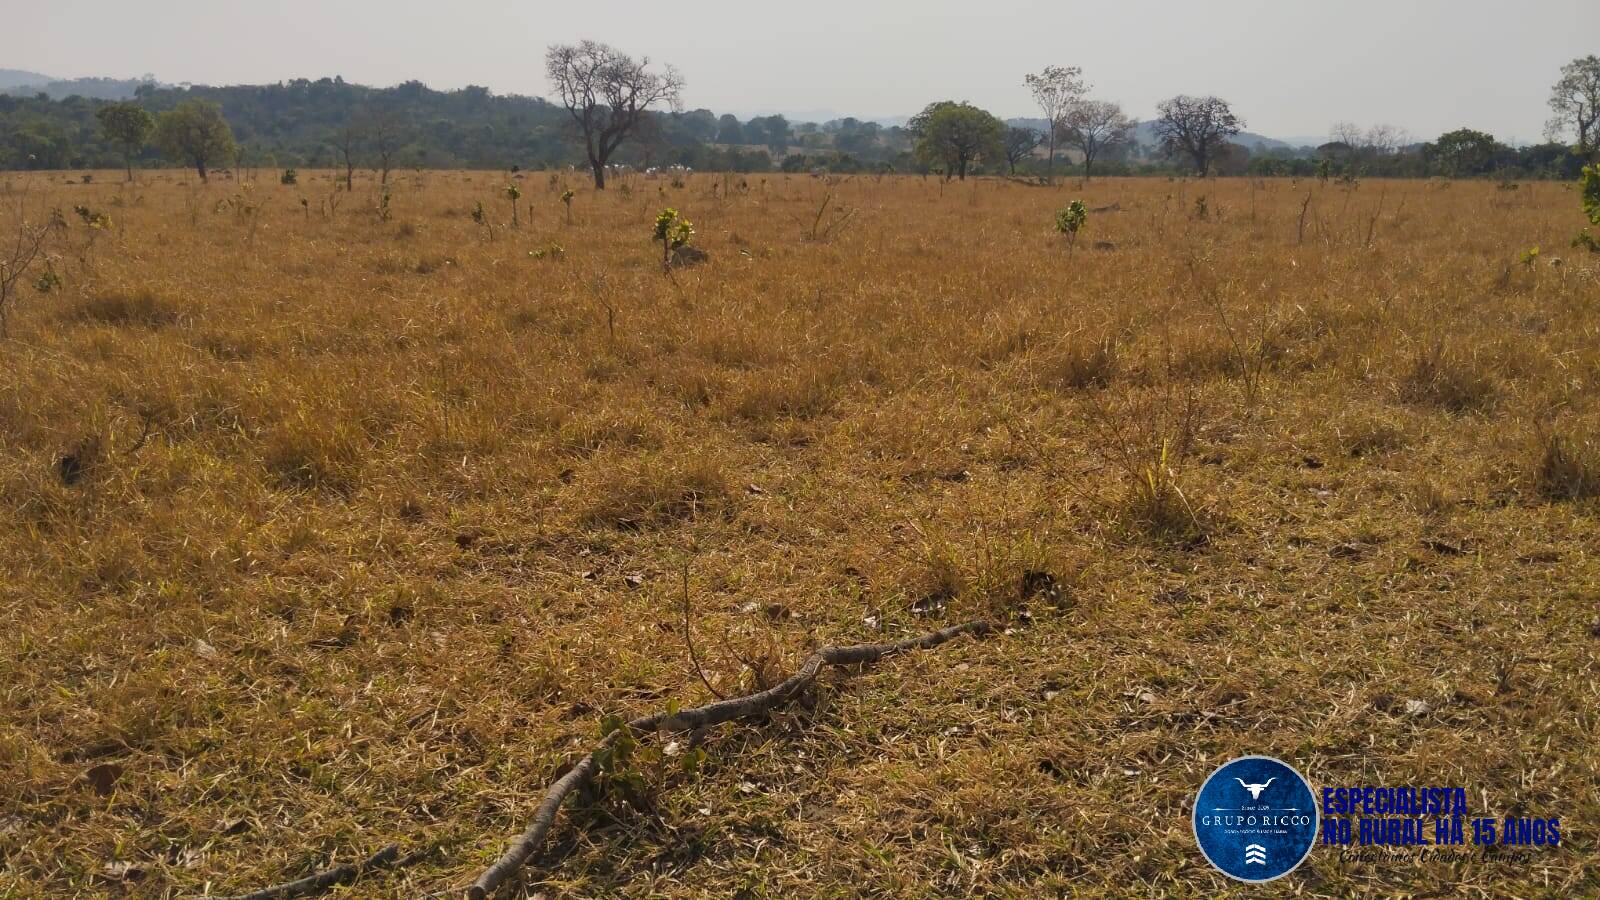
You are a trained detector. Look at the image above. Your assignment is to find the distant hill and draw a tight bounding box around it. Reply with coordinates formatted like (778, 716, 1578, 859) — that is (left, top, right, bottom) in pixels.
(3, 76, 1576, 178)
(1131, 120, 1290, 151)
(0, 69, 53, 91)
(3, 75, 158, 101)
(1006, 116, 1294, 152)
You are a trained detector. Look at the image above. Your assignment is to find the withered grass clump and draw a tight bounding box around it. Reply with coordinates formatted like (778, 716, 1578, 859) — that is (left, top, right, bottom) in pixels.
(1400, 340, 1498, 412)
(1042, 333, 1119, 390)
(579, 455, 732, 527)
(65, 288, 183, 327)
(1533, 426, 1600, 501)
(1331, 409, 1412, 457)
(1, 170, 1597, 898)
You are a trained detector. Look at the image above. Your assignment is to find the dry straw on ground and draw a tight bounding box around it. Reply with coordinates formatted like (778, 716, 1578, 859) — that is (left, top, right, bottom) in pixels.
(1, 168, 1597, 897)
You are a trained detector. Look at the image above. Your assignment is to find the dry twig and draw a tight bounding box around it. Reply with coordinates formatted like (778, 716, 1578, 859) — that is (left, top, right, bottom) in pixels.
(467, 619, 994, 899)
(206, 844, 435, 900)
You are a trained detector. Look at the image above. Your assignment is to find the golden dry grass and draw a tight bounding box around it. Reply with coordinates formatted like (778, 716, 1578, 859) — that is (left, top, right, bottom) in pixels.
(1, 168, 1598, 897)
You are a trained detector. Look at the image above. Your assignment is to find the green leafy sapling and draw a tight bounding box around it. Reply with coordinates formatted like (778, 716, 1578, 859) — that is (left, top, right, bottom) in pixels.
(470, 201, 493, 241)
(505, 183, 522, 227)
(653, 208, 694, 269)
(1054, 200, 1088, 253)
(1575, 165, 1600, 253)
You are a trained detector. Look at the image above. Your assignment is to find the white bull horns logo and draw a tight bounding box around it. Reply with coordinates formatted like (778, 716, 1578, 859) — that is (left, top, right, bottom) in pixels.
(1235, 777, 1275, 800)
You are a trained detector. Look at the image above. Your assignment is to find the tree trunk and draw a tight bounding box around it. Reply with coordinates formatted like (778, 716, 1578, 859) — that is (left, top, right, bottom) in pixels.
(344, 162, 353, 191)
(957, 158, 968, 180)
(1046, 129, 1056, 182)
(591, 160, 606, 190)
(196, 159, 208, 182)
(125, 155, 134, 183)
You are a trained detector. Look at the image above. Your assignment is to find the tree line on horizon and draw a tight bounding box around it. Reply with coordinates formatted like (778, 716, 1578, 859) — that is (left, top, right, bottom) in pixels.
(2, 47, 1595, 184)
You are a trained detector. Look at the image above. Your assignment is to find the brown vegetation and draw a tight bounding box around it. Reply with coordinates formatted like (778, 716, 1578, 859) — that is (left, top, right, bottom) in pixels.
(1, 169, 1597, 897)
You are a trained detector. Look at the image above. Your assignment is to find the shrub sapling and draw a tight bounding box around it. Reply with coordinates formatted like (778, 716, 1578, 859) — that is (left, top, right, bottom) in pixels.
(1055, 200, 1088, 253)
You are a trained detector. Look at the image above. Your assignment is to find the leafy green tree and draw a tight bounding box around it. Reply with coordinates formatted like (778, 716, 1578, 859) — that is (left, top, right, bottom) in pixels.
(1153, 95, 1242, 177)
(154, 100, 236, 181)
(94, 102, 154, 181)
(678, 109, 719, 143)
(1425, 128, 1501, 177)
(751, 115, 790, 157)
(715, 114, 744, 145)
(9, 121, 72, 169)
(909, 101, 1004, 180)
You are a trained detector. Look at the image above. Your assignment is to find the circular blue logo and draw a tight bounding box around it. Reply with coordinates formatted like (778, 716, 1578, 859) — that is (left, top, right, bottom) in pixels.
(1193, 755, 1318, 882)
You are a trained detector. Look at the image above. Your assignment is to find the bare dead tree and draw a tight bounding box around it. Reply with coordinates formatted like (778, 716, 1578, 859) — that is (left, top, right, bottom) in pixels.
(1362, 124, 1410, 156)
(1329, 121, 1365, 150)
(0, 201, 56, 339)
(1025, 66, 1087, 182)
(364, 107, 408, 186)
(1002, 126, 1042, 175)
(1153, 95, 1242, 178)
(331, 122, 364, 191)
(1328, 122, 1409, 159)
(1060, 99, 1136, 181)
(545, 40, 684, 189)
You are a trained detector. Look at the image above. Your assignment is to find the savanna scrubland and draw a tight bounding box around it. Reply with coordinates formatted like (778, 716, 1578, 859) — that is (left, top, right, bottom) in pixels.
(1, 169, 1598, 897)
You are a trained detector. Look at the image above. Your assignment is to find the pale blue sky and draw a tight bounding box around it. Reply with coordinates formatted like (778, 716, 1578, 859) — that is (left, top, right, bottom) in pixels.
(5, 0, 1595, 142)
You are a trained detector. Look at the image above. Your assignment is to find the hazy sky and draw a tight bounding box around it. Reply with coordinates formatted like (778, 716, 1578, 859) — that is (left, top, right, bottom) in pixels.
(6, 0, 1595, 142)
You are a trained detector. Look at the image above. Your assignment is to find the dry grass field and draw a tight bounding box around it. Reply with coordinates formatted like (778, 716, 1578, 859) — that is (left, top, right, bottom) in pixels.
(1, 168, 1598, 898)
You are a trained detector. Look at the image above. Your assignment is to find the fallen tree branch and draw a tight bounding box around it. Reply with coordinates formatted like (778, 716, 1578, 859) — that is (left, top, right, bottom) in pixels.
(205, 844, 435, 900)
(467, 619, 994, 899)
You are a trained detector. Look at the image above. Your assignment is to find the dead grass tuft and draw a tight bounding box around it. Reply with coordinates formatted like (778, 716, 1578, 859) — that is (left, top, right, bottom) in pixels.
(261, 408, 368, 491)
(65, 289, 183, 327)
(1533, 425, 1600, 501)
(1400, 340, 1497, 412)
(1041, 334, 1118, 390)
(719, 367, 842, 423)
(1332, 409, 1412, 457)
(579, 455, 733, 527)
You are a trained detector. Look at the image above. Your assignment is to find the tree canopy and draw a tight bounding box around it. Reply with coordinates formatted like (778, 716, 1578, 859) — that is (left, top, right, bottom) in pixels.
(1425, 128, 1500, 177)
(154, 99, 236, 180)
(1154, 95, 1241, 177)
(94, 101, 154, 180)
(909, 101, 1004, 180)
(1548, 55, 1600, 158)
